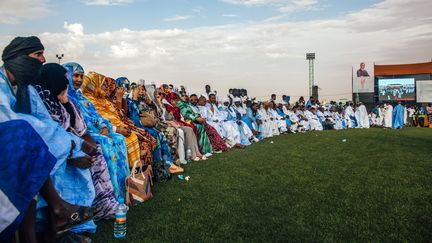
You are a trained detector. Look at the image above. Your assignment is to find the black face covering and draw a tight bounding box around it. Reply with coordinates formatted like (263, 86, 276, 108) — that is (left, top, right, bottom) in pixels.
(2, 36, 45, 114)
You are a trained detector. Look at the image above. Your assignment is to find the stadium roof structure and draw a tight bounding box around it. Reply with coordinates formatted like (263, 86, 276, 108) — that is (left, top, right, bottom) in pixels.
(374, 61, 432, 76)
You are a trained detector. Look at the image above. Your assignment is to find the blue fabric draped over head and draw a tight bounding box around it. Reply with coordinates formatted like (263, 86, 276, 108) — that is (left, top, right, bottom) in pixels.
(63, 62, 84, 100)
(115, 77, 130, 91)
(63, 62, 111, 133)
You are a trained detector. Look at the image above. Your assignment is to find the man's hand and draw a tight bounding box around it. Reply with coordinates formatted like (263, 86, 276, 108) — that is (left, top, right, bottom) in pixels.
(196, 117, 205, 123)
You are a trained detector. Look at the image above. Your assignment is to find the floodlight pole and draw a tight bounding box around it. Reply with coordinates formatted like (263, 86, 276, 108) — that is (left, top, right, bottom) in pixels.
(56, 54, 64, 64)
(306, 53, 316, 97)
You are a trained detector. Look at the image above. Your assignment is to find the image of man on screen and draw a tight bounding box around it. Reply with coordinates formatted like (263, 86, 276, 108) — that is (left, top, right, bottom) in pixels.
(356, 62, 370, 77)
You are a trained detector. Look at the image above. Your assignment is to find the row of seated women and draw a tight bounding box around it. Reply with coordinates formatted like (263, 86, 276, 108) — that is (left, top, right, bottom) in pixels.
(48, 62, 234, 236)
(0, 36, 241, 242)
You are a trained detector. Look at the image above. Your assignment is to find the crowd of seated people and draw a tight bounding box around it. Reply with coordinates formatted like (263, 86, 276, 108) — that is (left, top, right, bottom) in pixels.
(0, 36, 430, 242)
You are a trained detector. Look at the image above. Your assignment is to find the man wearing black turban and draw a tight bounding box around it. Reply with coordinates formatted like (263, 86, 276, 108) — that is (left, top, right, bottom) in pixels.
(1, 38, 96, 242)
(2, 36, 46, 113)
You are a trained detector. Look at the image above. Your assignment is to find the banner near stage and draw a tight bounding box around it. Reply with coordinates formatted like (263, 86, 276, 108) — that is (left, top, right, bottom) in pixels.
(353, 62, 374, 93)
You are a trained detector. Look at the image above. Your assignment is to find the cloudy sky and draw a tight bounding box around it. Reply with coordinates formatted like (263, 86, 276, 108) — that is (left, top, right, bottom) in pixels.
(0, 0, 431, 101)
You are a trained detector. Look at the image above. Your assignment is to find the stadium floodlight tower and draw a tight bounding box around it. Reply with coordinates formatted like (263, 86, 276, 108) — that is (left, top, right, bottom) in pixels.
(306, 53, 315, 97)
(56, 53, 64, 64)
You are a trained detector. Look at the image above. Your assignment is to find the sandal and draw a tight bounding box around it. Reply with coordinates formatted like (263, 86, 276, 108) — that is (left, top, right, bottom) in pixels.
(55, 206, 98, 236)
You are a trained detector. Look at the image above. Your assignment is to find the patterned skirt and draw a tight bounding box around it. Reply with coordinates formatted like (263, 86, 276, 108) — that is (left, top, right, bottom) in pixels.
(91, 132, 129, 203)
(131, 128, 157, 165)
(119, 117, 157, 165)
(90, 145, 119, 220)
(125, 133, 142, 167)
(204, 122, 229, 152)
(157, 122, 178, 161)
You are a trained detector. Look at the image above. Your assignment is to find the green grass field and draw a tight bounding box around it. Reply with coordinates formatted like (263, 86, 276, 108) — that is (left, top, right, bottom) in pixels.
(93, 128, 432, 242)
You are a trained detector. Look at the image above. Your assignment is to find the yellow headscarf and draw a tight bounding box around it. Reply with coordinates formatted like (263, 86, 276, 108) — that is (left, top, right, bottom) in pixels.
(82, 71, 126, 128)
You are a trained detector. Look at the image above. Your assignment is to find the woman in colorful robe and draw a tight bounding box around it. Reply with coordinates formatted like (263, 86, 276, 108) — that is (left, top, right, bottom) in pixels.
(82, 72, 156, 167)
(125, 83, 184, 173)
(63, 62, 130, 204)
(36, 63, 119, 221)
(161, 92, 206, 162)
(176, 95, 214, 155)
(117, 79, 178, 163)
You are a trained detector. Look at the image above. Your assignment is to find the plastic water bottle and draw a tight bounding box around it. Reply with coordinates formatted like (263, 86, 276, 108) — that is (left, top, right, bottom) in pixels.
(114, 198, 128, 238)
(186, 147, 192, 162)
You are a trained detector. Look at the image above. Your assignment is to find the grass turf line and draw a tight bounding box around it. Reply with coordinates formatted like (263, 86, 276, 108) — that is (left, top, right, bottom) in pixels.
(93, 128, 432, 242)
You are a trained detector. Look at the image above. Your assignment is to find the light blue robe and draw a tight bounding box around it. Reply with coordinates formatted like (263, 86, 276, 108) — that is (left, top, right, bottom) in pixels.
(0, 67, 96, 233)
(219, 106, 252, 145)
(248, 109, 266, 140)
(65, 66, 130, 202)
(277, 108, 291, 126)
(392, 104, 404, 129)
(236, 106, 254, 130)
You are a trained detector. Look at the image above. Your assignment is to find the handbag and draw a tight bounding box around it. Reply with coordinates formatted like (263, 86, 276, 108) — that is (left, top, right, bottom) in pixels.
(125, 161, 153, 206)
(140, 110, 157, 127)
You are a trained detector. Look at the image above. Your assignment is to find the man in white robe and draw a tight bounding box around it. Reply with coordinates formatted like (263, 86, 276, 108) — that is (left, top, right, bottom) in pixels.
(202, 85, 217, 101)
(288, 107, 300, 133)
(295, 107, 310, 132)
(197, 94, 225, 138)
(257, 103, 274, 137)
(357, 103, 370, 128)
(304, 107, 323, 131)
(330, 107, 344, 130)
(376, 105, 384, 126)
(267, 102, 288, 133)
(233, 97, 255, 131)
(218, 98, 252, 146)
(199, 94, 237, 147)
(345, 103, 357, 128)
(264, 102, 280, 136)
(317, 107, 327, 124)
(281, 101, 290, 115)
(383, 102, 393, 128)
